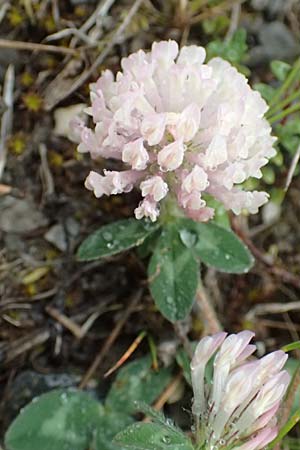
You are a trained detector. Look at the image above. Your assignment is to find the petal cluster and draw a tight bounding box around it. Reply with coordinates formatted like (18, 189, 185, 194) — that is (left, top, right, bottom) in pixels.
(191, 331, 290, 450)
(71, 40, 276, 222)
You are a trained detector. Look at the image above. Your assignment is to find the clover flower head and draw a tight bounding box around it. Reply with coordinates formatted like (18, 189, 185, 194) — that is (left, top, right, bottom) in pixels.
(71, 40, 276, 222)
(191, 331, 290, 450)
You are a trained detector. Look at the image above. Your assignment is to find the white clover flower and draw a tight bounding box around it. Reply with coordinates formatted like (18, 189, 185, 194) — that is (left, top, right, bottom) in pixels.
(191, 331, 290, 450)
(71, 40, 276, 222)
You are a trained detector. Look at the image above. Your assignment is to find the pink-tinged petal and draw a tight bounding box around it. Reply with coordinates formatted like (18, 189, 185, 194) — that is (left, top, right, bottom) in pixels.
(85, 169, 144, 198)
(85, 171, 111, 198)
(184, 206, 214, 222)
(182, 165, 209, 193)
(141, 113, 166, 145)
(179, 191, 206, 210)
(234, 344, 257, 366)
(204, 135, 227, 168)
(140, 176, 168, 202)
(151, 40, 179, 65)
(233, 370, 290, 437)
(175, 103, 201, 142)
(122, 138, 149, 170)
(251, 371, 290, 418)
(103, 169, 145, 194)
(134, 198, 159, 222)
(249, 402, 280, 434)
(158, 140, 185, 171)
(177, 45, 206, 65)
(211, 331, 255, 412)
(211, 363, 259, 442)
(78, 127, 97, 154)
(208, 186, 269, 215)
(69, 117, 85, 143)
(234, 427, 278, 450)
(191, 332, 227, 417)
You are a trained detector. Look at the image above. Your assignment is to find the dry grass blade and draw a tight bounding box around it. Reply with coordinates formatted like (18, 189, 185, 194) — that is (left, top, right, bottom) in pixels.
(0, 64, 14, 180)
(79, 289, 142, 388)
(46, 306, 84, 339)
(44, 0, 144, 110)
(104, 330, 147, 377)
(45, 28, 96, 46)
(39, 143, 55, 197)
(196, 284, 222, 334)
(0, 38, 78, 56)
(73, 0, 117, 40)
(285, 142, 300, 192)
(3, 329, 50, 363)
(246, 301, 300, 321)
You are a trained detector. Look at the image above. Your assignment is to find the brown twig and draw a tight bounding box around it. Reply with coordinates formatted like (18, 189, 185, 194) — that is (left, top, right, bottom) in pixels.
(44, 0, 144, 110)
(0, 64, 14, 180)
(234, 227, 300, 290)
(275, 364, 300, 450)
(173, 322, 193, 359)
(246, 301, 300, 321)
(3, 329, 50, 363)
(285, 142, 300, 192)
(104, 330, 146, 377)
(46, 306, 84, 339)
(79, 289, 142, 388)
(195, 283, 222, 334)
(152, 372, 183, 411)
(0, 38, 78, 56)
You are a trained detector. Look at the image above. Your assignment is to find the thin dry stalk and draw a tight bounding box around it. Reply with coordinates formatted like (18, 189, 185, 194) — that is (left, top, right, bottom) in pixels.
(0, 65, 14, 180)
(284, 143, 300, 192)
(196, 284, 222, 334)
(46, 306, 84, 339)
(0, 38, 78, 55)
(152, 373, 183, 411)
(79, 289, 142, 388)
(44, 0, 144, 110)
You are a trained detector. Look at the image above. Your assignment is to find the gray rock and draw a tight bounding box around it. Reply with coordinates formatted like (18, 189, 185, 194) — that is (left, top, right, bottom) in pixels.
(0, 196, 48, 233)
(5, 371, 80, 421)
(251, 0, 293, 15)
(44, 218, 80, 251)
(249, 22, 300, 66)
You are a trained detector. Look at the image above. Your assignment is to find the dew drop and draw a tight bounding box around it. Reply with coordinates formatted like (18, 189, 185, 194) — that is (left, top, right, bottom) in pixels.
(103, 231, 112, 241)
(161, 435, 171, 444)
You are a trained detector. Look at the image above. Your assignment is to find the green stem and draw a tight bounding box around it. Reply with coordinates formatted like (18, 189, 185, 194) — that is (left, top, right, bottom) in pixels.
(269, 58, 300, 109)
(281, 340, 300, 352)
(268, 102, 300, 125)
(268, 409, 300, 449)
(266, 89, 300, 118)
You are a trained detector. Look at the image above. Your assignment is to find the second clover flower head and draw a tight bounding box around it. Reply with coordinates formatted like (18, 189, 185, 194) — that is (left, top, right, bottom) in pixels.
(191, 331, 290, 450)
(71, 40, 276, 222)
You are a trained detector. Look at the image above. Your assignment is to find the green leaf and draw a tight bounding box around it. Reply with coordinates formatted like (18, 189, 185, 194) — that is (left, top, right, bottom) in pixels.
(148, 224, 199, 322)
(285, 358, 300, 415)
(271, 60, 291, 81)
(133, 402, 177, 430)
(282, 341, 300, 352)
(5, 389, 103, 450)
(137, 228, 162, 259)
(114, 422, 194, 450)
(177, 219, 254, 273)
(203, 195, 230, 229)
(254, 83, 276, 103)
(77, 219, 160, 261)
(276, 118, 300, 155)
(95, 411, 134, 450)
(207, 28, 248, 64)
(105, 356, 172, 416)
(176, 348, 192, 385)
